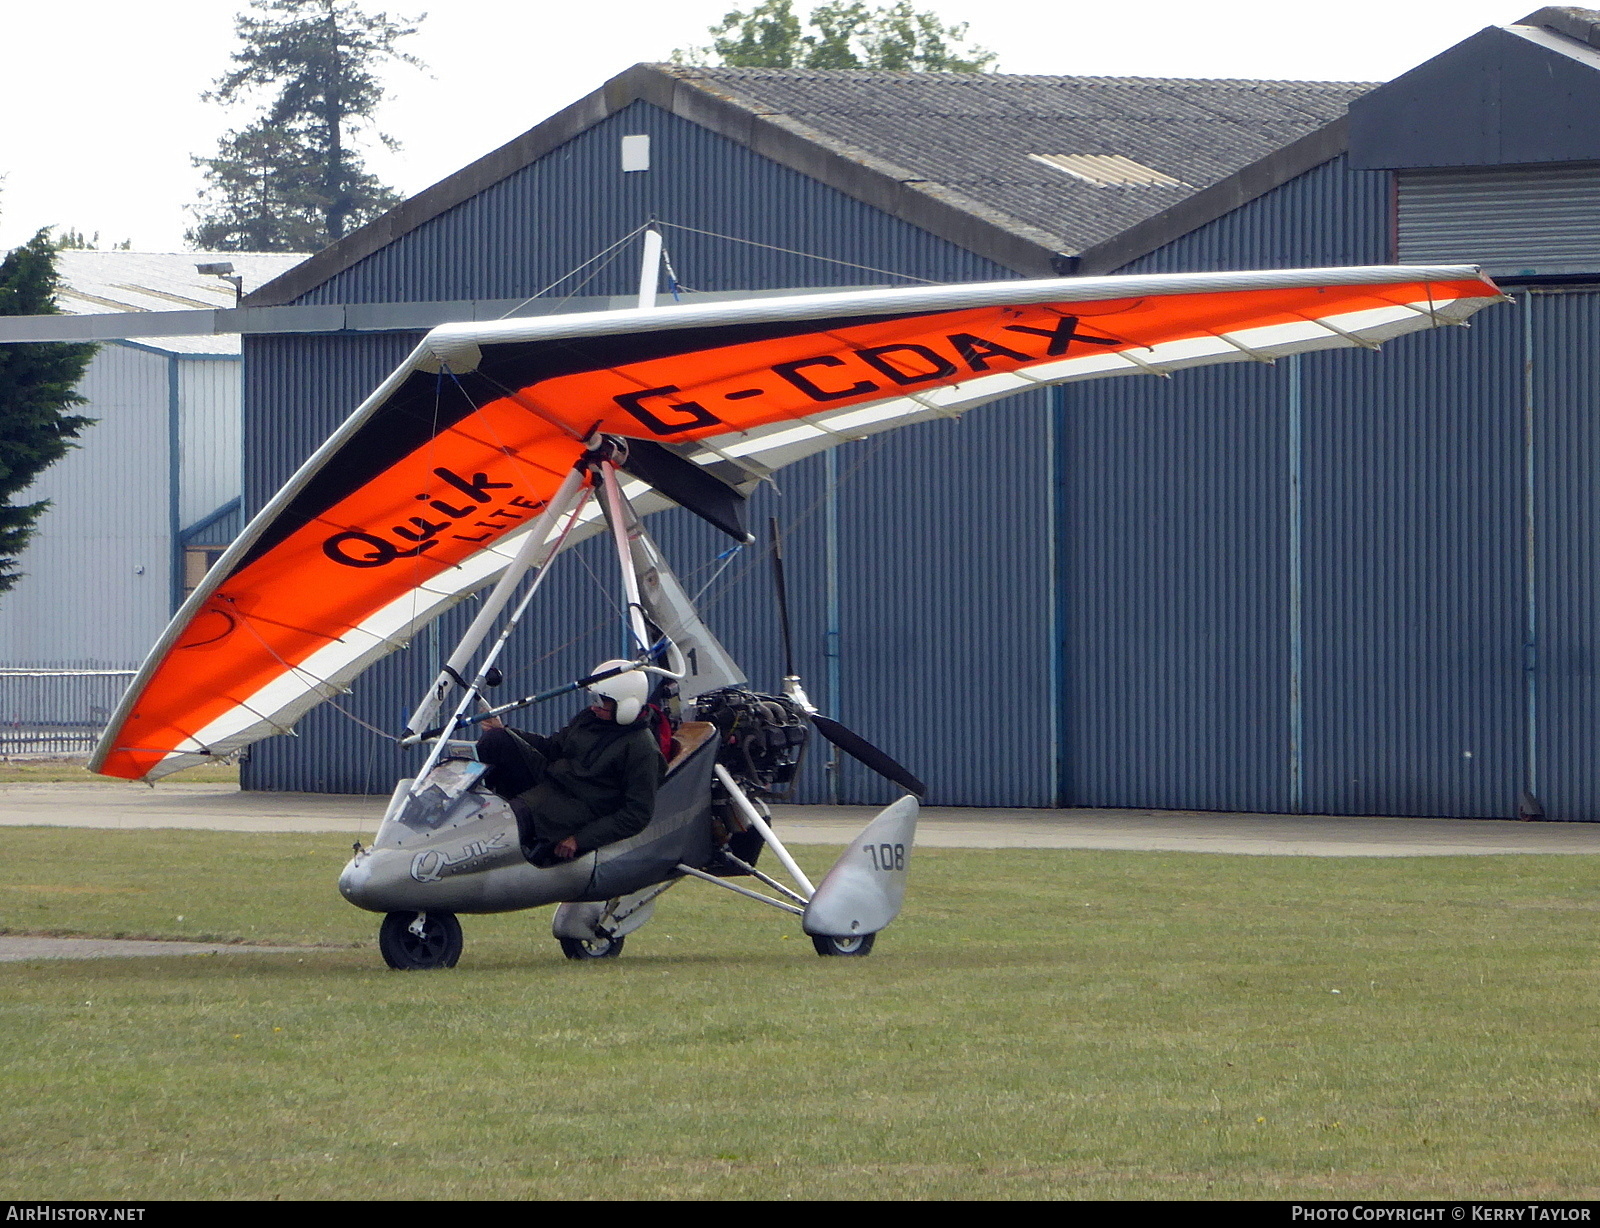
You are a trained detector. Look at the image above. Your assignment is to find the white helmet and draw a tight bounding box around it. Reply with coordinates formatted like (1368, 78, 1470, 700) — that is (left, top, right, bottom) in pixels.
(586, 660, 650, 725)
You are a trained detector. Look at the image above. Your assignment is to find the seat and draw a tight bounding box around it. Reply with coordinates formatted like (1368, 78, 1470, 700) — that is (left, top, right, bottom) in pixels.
(664, 720, 716, 775)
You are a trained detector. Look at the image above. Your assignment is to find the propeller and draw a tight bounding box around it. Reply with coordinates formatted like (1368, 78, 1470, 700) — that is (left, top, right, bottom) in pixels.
(768, 517, 925, 797)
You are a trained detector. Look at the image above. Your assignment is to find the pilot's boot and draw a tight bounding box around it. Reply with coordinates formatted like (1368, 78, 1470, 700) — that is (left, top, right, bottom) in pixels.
(508, 796, 550, 865)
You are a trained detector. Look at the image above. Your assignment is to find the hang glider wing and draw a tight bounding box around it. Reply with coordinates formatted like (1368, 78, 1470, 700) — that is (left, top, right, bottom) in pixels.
(91, 265, 1504, 782)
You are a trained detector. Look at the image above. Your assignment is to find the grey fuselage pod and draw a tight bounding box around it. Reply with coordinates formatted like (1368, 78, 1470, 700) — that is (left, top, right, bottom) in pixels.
(339, 730, 719, 915)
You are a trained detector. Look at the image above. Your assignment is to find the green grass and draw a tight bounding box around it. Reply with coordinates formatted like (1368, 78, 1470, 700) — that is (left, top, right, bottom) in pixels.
(0, 758, 240, 784)
(2, 826, 1599, 1199)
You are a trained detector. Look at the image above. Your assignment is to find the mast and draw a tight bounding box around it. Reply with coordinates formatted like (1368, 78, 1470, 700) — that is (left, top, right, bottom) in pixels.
(603, 223, 666, 656)
(636, 224, 663, 310)
(404, 226, 669, 763)
(597, 458, 654, 657)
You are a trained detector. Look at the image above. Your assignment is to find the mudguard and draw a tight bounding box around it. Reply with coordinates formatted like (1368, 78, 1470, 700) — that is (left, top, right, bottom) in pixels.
(552, 885, 665, 941)
(802, 795, 919, 938)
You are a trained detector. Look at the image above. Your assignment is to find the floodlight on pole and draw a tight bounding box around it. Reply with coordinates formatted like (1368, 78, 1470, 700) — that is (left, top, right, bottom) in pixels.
(196, 261, 244, 306)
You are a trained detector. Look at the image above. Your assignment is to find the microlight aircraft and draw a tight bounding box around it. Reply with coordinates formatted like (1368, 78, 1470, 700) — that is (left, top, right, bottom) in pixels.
(91, 250, 1505, 967)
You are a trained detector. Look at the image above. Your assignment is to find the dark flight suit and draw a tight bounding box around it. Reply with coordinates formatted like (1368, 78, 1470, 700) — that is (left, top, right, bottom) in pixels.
(478, 709, 663, 863)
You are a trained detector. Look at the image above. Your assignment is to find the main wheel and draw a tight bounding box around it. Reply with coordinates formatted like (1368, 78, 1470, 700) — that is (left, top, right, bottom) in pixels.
(559, 935, 625, 960)
(378, 910, 463, 970)
(810, 932, 875, 957)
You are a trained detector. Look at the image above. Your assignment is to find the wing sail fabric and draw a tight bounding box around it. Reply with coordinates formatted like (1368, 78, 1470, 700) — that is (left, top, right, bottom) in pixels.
(91, 266, 1504, 781)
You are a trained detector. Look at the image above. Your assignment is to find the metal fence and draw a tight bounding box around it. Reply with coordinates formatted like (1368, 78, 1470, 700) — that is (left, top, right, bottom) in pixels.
(0, 669, 135, 756)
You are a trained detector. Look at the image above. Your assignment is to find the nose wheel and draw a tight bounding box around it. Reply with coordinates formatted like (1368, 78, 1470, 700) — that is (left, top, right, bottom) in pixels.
(811, 932, 875, 957)
(559, 935, 625, 960)
(379, 910, 463, 969)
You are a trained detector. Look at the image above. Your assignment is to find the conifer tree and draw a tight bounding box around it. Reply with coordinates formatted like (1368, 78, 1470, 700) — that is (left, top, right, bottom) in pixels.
(676, 1, 995, 72)
(0, 230, 96, 594)
(189, 0, 423, 252)
(55, 229, 132, 251)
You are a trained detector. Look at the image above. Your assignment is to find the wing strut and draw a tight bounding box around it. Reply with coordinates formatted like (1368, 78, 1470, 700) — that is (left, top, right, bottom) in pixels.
(402, 458, 596, 785)
(404, 460, 593, 742)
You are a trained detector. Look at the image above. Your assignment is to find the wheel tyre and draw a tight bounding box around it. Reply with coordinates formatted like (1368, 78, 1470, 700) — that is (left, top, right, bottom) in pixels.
(810, 932, 875, 957)
(559, 935, 625, 960)
(378, 911, 463, 970)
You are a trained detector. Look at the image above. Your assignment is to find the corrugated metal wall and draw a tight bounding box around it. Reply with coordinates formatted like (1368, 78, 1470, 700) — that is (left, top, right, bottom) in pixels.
(832, 393, 1057, 807)
(1297, 318, 1525, 817)
(1399, 166, 1600, 277)
(1118, 156, 1391, 274)
(1529, 287, 1600, 819)
(177, 357, 241, 529)
(1056, 156, 1389, 812)
(1092, 155, 1600, 820)
(1068, 155, 1553, 819)
(1056, 361, 1292, 811)
(0, 342, 173, 669)
(1053, 314, 1535, 819)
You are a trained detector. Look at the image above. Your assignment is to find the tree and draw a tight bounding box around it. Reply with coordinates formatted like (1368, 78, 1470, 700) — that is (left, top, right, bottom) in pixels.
(55, 229, 132, 251)
(189, 0, 423, 252)
(676, 1, 996, 72)
(0, 230, 96, 594)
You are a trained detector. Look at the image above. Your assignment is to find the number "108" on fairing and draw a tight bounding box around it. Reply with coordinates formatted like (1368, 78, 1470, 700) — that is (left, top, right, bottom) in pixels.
(864, 842, 906, 871)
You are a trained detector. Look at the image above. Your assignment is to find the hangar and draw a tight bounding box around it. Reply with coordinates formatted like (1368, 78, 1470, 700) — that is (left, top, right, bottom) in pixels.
(0, 251, 300, 750)
(231, 6, 1600, 820)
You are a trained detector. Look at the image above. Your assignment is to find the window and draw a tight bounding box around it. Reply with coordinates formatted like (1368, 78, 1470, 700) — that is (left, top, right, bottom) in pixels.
(183, 546, 227, 597)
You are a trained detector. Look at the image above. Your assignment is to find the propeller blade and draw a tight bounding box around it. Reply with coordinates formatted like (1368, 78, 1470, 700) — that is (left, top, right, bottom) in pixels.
(810, 714, 926, 797)
(768, 516, 797, 680)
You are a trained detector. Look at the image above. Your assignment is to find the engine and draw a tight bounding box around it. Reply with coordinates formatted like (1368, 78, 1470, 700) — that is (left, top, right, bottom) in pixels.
(691, 687, 811, 799)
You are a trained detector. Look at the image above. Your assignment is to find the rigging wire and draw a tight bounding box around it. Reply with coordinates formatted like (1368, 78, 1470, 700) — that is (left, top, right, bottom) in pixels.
(688, 543, 744, 606)
(655, 219, 942, 285)
(499, 215, 942, 325)
(494, 221, 655, 319)
(693, 429, 900, 618)
(550, 238, 647, 306)
(572, 537, 628, 624)
(228, 609, 404, 744)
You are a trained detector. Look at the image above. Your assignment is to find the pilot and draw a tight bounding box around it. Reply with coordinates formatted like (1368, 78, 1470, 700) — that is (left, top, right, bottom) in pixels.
(476, 661, 665, 866)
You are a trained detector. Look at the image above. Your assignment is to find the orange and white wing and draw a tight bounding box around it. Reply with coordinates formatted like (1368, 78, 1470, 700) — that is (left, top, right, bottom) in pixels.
(91, 266, 1505, 781)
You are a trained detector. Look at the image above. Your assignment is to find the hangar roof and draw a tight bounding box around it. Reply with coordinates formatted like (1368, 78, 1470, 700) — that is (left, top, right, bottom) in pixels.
(670, 67, 1366, 259)
(56, 251, 305, 354)
(246, 64, 1368, 304)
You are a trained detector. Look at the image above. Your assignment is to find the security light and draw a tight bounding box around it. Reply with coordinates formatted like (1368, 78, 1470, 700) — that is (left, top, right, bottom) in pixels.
(196, 261, 244, 305)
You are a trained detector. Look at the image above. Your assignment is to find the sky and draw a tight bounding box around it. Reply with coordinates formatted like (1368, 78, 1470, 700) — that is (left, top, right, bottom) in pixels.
(0, 0, 1539, 254)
